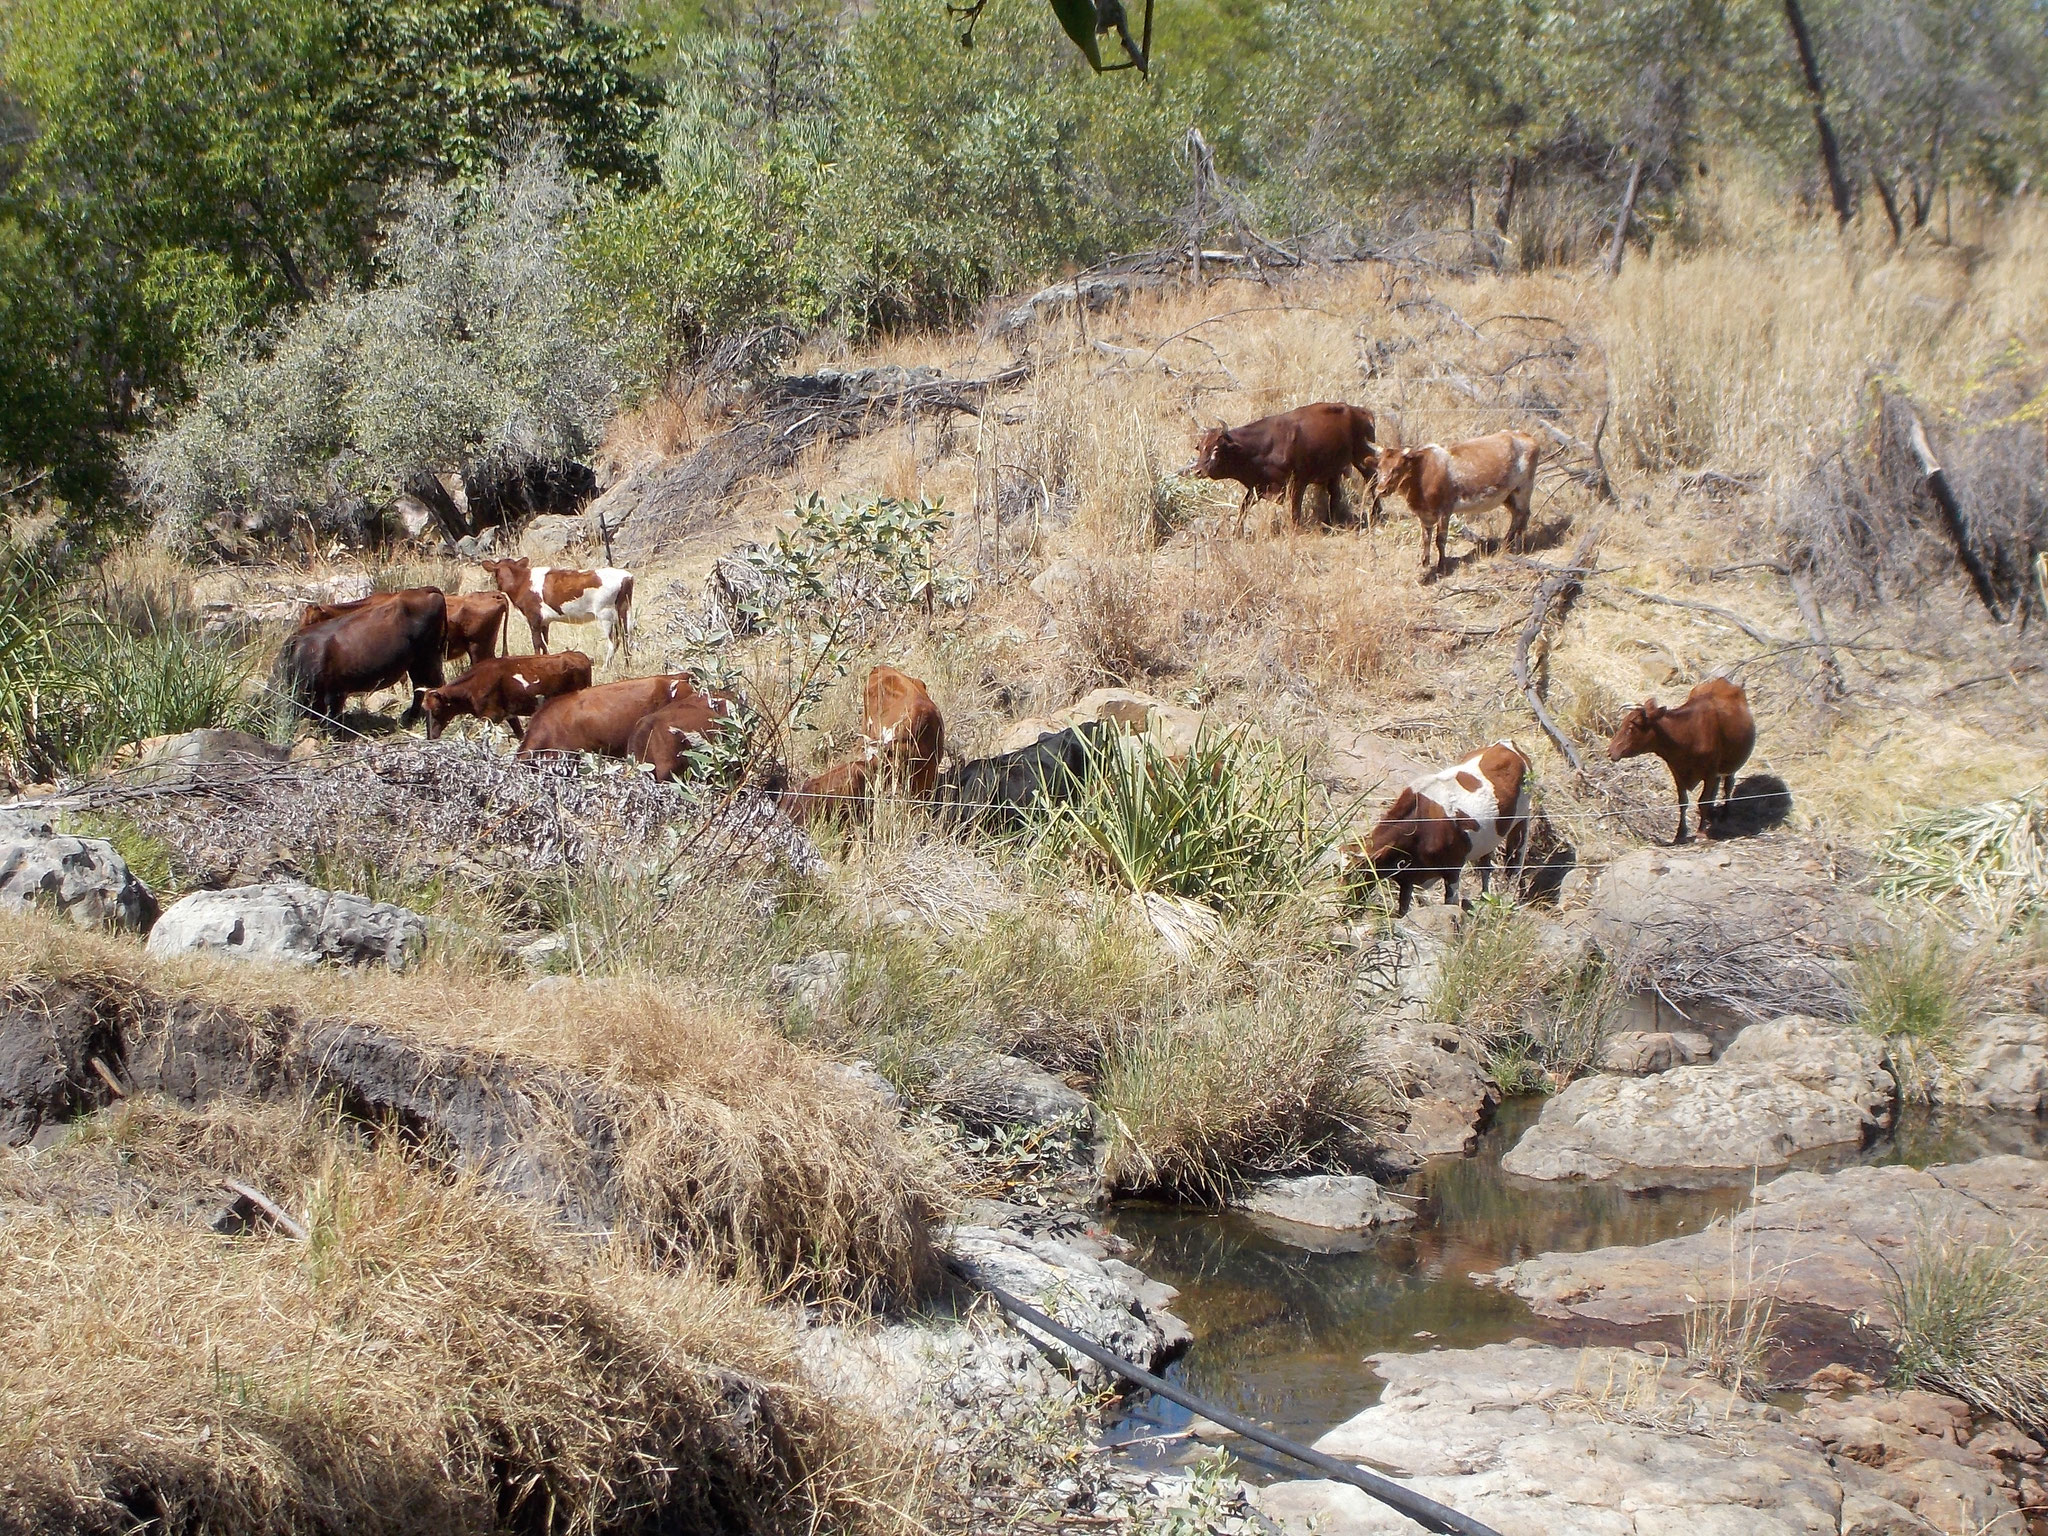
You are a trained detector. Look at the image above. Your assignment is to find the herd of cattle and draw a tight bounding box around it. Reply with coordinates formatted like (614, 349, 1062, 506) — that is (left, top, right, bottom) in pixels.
(268, 404, 1757, 906)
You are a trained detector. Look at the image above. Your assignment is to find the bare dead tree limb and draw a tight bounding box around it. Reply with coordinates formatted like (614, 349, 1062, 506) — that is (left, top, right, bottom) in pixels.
(1786, 569, 1846, 703)
(1904, 407, 2009, 622)
(1603, 160, 1645, 280)
(1515, 524, 1601, 776)
(219, 1180, 310, 1242)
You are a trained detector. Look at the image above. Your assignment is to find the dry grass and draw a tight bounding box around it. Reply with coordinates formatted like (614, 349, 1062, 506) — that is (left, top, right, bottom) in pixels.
(1889, 1221, 2048, 1436)
(0, 1098, 910, 1536)
(0, 911, 949, 1307)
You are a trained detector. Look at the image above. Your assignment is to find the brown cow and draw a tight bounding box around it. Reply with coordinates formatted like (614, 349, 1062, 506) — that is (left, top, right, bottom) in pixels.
(1608, 678, 1756, 844)
(1373, 430, 1540, 578)
(417, 651, 592, 741)
(861, 665, 945, 800)
(626, 693, 743, 783)
(481, 558, 633, 663)
(1345, 740, 1532, 916)
(785, 757, 875, 827)
(518, 674, 708, 761)
(275, 587, 446, 726)
(1191, 401, 1379, 537)
(298, 589, 506, 669)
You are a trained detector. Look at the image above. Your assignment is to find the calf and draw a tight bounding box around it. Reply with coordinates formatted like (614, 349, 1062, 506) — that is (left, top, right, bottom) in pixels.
(518, 674, 706, 761)
(862, 665, 945, 800)
(1374, 430, 1540, 577)
(935, 721, 1115, 834)
(1348, 740, 1532, 916)
(482, 557, 634, 663)
(1608, 677, 1755, 844)
(1191, 401, 1378, 537)
(275, 588, 447, 726)
(627, 693, 743, 784)
(416, 651, 592, 741)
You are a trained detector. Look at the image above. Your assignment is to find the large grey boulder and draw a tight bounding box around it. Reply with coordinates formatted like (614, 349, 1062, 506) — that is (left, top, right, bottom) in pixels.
(0, 822, 158, 932)
(1500, 1014, 1894, 1183)
(1952, 1013, 2048, 1113)
(932, 1054, 1095, 1137)
(946, 1223, 1179, 1383)
(146, 881, 425, 971)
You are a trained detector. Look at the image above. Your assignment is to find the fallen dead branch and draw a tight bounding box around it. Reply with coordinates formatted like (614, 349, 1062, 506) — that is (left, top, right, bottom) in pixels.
(1515, 524, 1602, 775)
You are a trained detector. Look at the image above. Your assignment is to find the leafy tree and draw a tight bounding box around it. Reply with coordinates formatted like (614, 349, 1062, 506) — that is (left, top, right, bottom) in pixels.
(130, 146, 617, 551)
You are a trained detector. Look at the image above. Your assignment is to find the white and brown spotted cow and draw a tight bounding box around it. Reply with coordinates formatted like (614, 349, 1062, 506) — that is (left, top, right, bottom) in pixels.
(1347, 740, 1532, 915)
(483, 557, 633, 664)
(1374, 430, 1540, 578)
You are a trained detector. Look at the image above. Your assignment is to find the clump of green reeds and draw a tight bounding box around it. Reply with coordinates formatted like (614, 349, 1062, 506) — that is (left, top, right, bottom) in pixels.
(1889, 1222, 2048, 1435)
(1850, 929, 1979, 1101)
(1877, 788, 2048, 934)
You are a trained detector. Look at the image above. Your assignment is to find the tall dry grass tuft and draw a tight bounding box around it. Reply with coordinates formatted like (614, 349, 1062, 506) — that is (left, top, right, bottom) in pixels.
(1096, 994, 1388, 1202)
(1889, 1222, 2048, 1435)
(1058, 558, 1169, 684)
(0, 1098, 911, 1536)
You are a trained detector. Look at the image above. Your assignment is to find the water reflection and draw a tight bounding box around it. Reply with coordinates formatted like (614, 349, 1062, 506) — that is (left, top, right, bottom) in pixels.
(1105, 1100, 2048, 1456)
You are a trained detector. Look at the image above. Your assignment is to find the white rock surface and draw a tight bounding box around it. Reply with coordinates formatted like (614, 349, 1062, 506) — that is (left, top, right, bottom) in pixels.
(1594, 1028, 1715, 1075)
(1952, 1013, 2048, 1113)
(146, 881, 425, 971)
(1236, 1174, 1415, 1239)
(946, 1223, 1179, 1383)
(0, 822, 158, 932)
(1500, 1015, 1894, 1182)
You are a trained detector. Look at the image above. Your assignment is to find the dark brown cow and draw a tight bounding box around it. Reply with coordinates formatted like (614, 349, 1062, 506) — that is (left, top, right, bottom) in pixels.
(517, 674, 706, 761)
(417, 651, 592, 741)
(1191, 401, 1378, 537)
(1608, 678, 1756, 844)
(481, 557, 633, 662)
(297, 589, 506, 669)
(1373, 430, 1540, 578)
(862, 665, 945, 800)
(1346, 741, 1532, 915)
(275, 587, 446, 726)
(626, 693, 743, 783)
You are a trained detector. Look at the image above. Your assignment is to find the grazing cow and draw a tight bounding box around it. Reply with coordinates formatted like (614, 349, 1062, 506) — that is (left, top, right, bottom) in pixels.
(627, 693, 743, 784)
(518, 674, 709, 761)
(482, 557, 634, 663)
(1608, 678, 1756, 844)
(416, 651, 592, 741)
(1348, 740, 1532, 916)
(786, 757, 876, 827)
(275, 587, 446, 726)
(861, 665, 945, 800)
(935, 721, 1115, 833)
(1191, 401, 1379, 537)
(1373, 430, 1540, 577)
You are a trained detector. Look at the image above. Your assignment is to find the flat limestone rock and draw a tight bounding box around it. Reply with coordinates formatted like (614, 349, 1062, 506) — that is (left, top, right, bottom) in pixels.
(946, 1223, 1178, 1382)
(1235, 1175, 1414, 1248)
(1953, 1013, 2048, 1113)
(146, 880, 425, 972)
(1255, 1342, 1846, 1535)
(1499, 1015, 1893, 1183)
(1493, 1154, 2048, 1327)
(1594, 1028, 1715, 1075)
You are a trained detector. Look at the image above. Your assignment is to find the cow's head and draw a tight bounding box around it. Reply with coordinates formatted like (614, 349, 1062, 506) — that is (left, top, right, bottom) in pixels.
(1607, 699, 1667, 761)
(481, 556, 532, 596)
(1374, 445, 1422, 501)
(1192, 427, 1242, 480)
(417, 686, 459, 741)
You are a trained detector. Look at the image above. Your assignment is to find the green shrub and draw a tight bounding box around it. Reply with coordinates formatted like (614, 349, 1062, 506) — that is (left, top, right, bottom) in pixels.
(1889, 1223, 2048, 1434)
(1851, 930, 1976, 1101)
(1035, 728, 1349, 922)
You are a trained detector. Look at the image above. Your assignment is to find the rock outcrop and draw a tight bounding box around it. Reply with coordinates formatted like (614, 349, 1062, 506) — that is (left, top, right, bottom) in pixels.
(1235, 1174, 1414, 1251)
(932, 1054, 1096, 1139)
(1493, 1154, 2048, 1327)
(146, 881, 426, 972)
(0, 819, 158, 933)
(1952, 1013, 2048, 1113)
(1255, 1341, 2029, 1536)
(1594, 1028, 1714, 1075)
(1500, 1014, 1894, 1183)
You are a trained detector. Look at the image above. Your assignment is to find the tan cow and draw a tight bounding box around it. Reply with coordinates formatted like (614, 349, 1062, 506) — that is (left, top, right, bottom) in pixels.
(1374, 430, 1541, 578)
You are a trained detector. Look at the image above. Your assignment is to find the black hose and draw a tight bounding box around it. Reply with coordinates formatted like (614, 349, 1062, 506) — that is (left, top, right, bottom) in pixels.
(945, 1257, 1504, 1536)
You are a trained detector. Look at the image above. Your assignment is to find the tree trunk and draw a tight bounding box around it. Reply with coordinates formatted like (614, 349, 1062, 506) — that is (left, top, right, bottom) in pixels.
(402, 470, 472, 543)
(1904, 408, 2007, 623)
(1782, 0, 1855, 229)
(1493, 155, 1521, 235)
(1603, 159, 1645, 280)
(1871, 170, 1904, 245)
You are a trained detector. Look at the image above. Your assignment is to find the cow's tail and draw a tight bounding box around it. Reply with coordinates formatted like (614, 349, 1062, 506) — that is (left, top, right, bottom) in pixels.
(492, 592, 510, 658)
(616, 573, 634, 660)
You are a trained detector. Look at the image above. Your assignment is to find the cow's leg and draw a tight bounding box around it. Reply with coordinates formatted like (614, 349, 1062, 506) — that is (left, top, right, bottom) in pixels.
(507, 714, 526, 741)
(1673, 774, 1694, 844)
(1395, 875, 1414, 918)
(1326, 477, 1349, 527)
(601, 615, 619, 667)
(1445, 868, 1465, 909)
(531, 615, 549, 654)
(1418, 515, 1435, 574)
(1235, 487, 1256, 538)
(1506, 481, 1533, 551)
